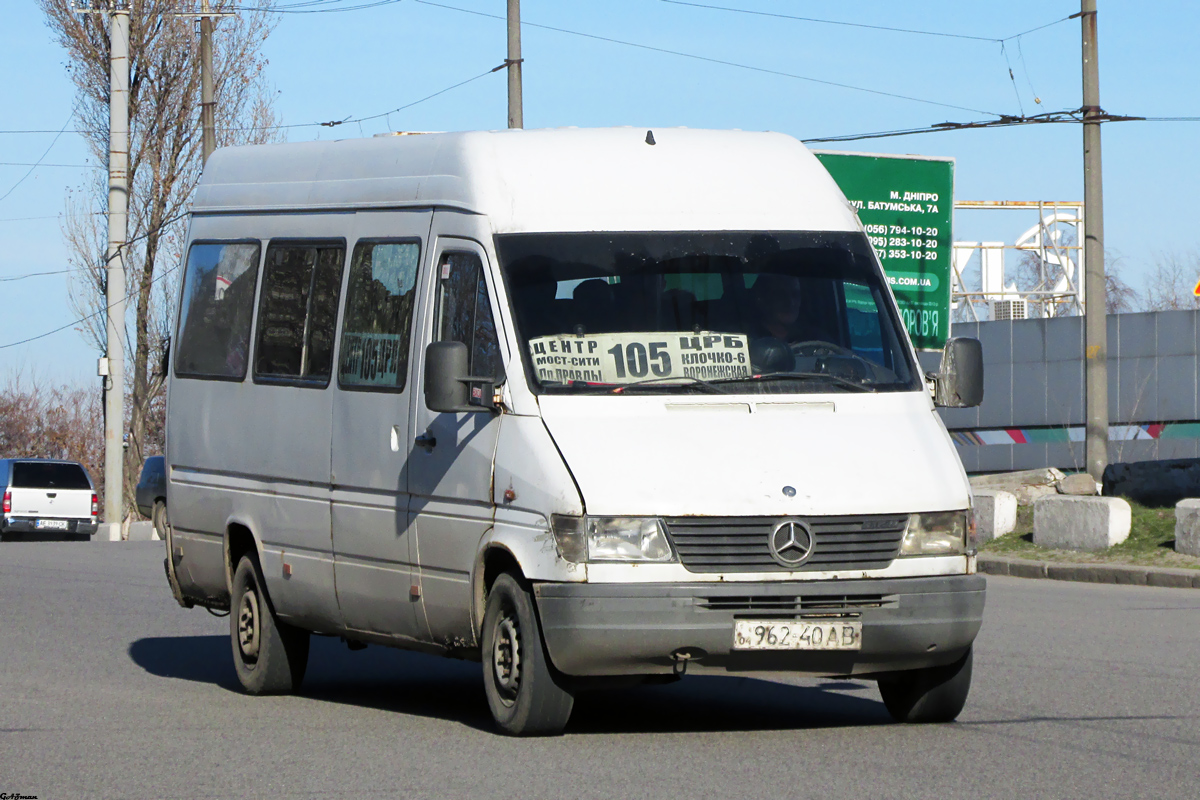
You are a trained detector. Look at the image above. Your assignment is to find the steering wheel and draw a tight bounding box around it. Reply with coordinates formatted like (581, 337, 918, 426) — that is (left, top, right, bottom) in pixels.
(790, 340, 857, 358)
(790, 340, 874, 383)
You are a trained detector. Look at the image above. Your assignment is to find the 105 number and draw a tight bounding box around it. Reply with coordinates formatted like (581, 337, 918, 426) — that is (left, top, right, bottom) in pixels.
(608, 342, 671, 378)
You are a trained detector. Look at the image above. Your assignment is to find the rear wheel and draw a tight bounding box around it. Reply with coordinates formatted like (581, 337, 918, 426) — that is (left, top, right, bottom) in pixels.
(151, 500, 168, 541)
(878, 647, 973, 723)
(230, 554, 309, 694)
(482, 572, 574, 736)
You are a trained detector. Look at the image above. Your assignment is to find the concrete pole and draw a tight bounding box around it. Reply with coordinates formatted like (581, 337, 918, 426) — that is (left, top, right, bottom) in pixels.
(507, 0, 522, 128)
(105, 7, 130, 537)
(1081, 0, 1108, 482)
(201, 2, 216, 163)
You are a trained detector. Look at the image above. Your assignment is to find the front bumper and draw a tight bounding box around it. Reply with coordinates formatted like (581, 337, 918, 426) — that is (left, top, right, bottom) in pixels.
(2, 518, 99, 537)
(534, 574, 985, 677)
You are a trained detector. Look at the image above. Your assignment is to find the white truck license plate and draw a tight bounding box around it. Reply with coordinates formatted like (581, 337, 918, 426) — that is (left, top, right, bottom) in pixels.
(36, 519, 70, 530)
(733, 620, 862, 651)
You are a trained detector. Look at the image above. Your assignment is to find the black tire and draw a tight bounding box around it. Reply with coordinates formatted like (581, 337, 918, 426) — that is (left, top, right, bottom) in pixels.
(151, 500, 168, 541)
(878, 647, 973, 724)
(230, 554, 309, 694)
(481, 572, 574, 736)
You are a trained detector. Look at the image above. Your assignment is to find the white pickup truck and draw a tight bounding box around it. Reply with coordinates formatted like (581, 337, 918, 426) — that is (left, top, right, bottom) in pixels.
(0, 459, 99, 541)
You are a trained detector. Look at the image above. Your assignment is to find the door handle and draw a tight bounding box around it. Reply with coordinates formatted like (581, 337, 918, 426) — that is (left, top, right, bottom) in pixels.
(415, 431, 437, 452)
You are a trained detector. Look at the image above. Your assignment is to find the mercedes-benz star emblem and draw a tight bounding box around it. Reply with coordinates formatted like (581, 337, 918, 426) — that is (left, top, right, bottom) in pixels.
(769, 520, 814, 568)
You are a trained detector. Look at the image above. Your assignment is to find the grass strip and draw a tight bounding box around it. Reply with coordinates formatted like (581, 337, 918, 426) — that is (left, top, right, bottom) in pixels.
(981, 499, 1200, 570)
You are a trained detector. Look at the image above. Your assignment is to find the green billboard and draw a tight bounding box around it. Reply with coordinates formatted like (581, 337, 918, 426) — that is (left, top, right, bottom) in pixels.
(813, 151, 954, 351)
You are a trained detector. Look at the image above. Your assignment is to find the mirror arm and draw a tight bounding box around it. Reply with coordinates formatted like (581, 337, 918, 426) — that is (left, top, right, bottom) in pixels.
(452, 375, 501, 414)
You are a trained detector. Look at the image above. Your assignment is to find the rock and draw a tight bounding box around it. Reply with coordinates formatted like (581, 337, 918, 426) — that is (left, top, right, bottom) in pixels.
(972, 489, 1017, 543)
(970, 467, 1065, 494)
(1103, 458, 1200, 507)
(1058, 473, 1100, 496)
(972, 468, 1065, 506)
(1033, 496, 1131, 551)
(1015, 484, 1058, 506)
(1175, 499, 1200, 557)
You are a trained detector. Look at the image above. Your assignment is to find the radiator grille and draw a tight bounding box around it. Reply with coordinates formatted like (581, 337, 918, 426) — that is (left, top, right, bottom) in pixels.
(696, 593, 897, 614)
(665, 515, 908, 573)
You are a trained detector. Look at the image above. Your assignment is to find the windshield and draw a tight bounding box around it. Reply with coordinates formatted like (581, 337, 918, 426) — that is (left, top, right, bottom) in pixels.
(495, 231, 921, 395)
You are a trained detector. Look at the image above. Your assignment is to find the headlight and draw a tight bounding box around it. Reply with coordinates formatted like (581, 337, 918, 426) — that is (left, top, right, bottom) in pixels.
(550, 515, 676, 563)
(900, 511, 972, 556)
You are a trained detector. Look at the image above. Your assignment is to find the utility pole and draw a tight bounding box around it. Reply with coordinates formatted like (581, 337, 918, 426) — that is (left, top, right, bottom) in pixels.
(1081, 0, 1108, 482)
(200, 0, 216, 163)
(507, 0, 522, 128)
(106, 3, 130, 536)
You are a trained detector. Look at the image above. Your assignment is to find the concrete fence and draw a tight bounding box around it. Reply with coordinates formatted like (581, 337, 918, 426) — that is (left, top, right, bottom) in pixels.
(927, 309, 1200, 473)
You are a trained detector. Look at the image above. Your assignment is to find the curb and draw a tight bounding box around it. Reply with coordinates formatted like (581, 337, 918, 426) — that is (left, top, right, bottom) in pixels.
(979, 555, 1200, 589)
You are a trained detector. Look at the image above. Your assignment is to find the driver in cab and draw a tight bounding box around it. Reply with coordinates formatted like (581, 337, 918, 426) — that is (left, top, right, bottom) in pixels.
(748, 273, 866, 382)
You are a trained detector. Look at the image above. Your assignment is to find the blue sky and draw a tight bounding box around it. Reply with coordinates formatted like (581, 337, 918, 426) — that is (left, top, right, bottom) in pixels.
(2, 0, 1198, 384)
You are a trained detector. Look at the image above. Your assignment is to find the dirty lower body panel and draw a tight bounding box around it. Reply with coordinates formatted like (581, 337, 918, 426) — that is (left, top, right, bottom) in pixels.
(534, 574, 985, 677)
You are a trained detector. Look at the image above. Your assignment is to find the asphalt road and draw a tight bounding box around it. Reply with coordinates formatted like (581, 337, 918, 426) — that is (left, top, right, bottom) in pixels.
(1, 542, 1198, 800)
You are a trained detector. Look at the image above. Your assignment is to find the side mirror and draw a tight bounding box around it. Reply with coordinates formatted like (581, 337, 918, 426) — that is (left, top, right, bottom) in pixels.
(932, 337, 984, 408)
(424, 341, 497, 413)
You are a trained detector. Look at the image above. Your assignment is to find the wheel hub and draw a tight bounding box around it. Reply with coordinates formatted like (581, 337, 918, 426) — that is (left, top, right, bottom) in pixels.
(492, 613, 521, 704)
(238, 589, 260, 661)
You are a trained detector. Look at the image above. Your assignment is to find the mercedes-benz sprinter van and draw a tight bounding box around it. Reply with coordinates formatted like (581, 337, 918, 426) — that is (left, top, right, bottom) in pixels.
(163, 127, 985, 735)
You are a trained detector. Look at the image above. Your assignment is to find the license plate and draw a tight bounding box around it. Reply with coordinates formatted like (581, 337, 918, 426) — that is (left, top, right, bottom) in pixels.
(35, 519, 70, 531)
(733, 620, 862, 651)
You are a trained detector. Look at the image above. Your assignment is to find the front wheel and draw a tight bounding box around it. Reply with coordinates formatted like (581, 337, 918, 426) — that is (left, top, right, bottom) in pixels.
(481, 573, 574, 736)
(230, 554, 309, 694)
(877, 647, 973, 723)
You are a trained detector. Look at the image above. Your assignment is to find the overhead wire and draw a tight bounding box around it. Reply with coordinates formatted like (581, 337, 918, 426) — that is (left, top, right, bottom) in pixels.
(1016, 38, 1043, 106)
(415, 0, 1003, 117)
(801, 108, 1156, 144)
(0, 269, 73, 283)
(1000, 43, 1026, 117)
(218, 62, 505, 132)
(0, 211, 189, 351)
(0, 162, 99, 169)
(221, 0, 405, 13)
(0, 130, 83, 135)
(0, 104, 79, 204)
(660, 1, 1072, 116)
(659, 0, 1072, 43)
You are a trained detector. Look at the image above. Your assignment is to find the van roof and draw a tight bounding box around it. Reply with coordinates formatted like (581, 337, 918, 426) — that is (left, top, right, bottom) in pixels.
(192, 127, 860, 235)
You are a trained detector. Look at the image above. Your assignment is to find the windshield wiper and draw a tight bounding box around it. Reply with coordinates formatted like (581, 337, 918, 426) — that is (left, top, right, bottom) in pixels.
(613, 375, 730, 394)
(711, 371, 873, 393)
(548, 376, 729, 395)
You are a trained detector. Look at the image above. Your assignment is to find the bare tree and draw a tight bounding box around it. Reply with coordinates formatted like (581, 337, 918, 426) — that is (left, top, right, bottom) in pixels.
(1103, 251, 1141, 314)
(0, 372, 104, 499)
(1144, 250, 1200, 312)
(41, 0, 281, 515)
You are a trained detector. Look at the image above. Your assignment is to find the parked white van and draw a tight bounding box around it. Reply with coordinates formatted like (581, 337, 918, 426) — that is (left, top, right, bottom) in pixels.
(164, 127, 985, 735)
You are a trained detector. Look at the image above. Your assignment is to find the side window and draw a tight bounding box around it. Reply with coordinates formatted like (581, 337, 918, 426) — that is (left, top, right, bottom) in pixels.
(254, 242, 345, 383)
(338, 241, 421, 390)
(435, 251, 503, 380)
(175, 241, 261, 379)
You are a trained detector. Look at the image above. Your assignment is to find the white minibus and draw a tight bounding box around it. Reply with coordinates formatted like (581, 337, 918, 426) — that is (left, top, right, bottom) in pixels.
(163, 127, 985, 735)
